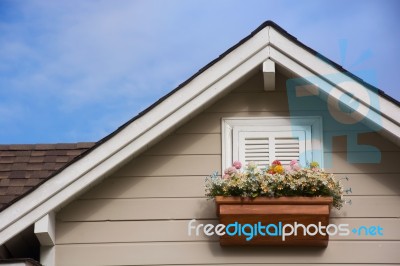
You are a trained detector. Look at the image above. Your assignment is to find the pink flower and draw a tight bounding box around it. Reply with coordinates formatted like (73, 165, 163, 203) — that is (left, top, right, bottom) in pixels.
(284, 165, 292, 171)
(292, 163, 301, 171)
(224, 166, 237, 175)
(233, 161, 242, 169)
(222, 174, 230, 179)
(288, 160, 301, 171)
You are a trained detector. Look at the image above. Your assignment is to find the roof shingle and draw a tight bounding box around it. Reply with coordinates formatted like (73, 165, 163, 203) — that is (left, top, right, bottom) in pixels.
(0, 143, 95, 211)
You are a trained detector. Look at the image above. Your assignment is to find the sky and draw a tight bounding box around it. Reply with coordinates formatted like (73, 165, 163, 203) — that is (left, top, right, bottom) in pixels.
(0, 0, 399, 144)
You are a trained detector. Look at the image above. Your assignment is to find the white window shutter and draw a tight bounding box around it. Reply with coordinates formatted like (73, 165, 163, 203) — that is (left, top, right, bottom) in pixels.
(236, 130, 307, 167)
(222, 117, 323, 170)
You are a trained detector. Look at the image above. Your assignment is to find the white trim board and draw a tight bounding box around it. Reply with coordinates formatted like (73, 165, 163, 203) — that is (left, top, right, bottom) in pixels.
(0, 22, 399, 245)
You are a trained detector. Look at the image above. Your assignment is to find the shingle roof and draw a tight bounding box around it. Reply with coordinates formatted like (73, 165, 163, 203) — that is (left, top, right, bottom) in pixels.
(0, 143, 95, 211)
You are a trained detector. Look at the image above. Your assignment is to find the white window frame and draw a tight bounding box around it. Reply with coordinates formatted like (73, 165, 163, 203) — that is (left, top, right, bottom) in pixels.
(222, 116, 323, 170)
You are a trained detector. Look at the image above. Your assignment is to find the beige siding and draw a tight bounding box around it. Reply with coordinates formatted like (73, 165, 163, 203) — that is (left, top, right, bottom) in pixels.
(57, 218, 400, 244)
(56, 71, 400, 265)
(58, 196, 400, 222)
(79, 173, 399, 199)
(113, 154, 221, 176)
(56, 242, 400, 265)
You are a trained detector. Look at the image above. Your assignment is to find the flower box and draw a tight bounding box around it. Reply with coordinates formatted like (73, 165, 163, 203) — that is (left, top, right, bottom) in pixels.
(206, 160, 344, 247)
(215, 196, 333, 246)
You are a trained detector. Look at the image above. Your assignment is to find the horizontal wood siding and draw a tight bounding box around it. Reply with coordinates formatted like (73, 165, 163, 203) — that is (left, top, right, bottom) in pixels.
(55, 242, 400, 265)
(80, 173, 400, 199)
(56, 71, 400, 265)
(110, 152, 399, 177)
(57, 218, 400, 244)
(57, 196, 400, 222)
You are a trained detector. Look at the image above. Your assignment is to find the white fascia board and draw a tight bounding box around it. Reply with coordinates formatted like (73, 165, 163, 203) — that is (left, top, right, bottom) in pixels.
(269, 27, 400, 128)
(270, 47, 400, 145)
(0, 27, 272, 244)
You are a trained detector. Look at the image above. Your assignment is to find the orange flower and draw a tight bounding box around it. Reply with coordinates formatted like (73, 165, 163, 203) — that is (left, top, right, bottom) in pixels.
(274, 165, 284, 174)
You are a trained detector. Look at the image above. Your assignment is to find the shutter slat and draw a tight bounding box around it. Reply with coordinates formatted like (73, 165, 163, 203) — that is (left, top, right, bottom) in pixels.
(246, 153, 269, 157)
(245, 139, 269, 144)
(275, 156, 300, 160)
(245, 157, 269, 162)
(275, 153, 300, 156)
(245, 145, 269, 150)
(275, 144, 299, 148)
(275, 139, 299, 144)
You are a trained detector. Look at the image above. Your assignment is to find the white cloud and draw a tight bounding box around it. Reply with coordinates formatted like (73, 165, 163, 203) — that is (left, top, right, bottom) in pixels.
(1, 1, 196, 108)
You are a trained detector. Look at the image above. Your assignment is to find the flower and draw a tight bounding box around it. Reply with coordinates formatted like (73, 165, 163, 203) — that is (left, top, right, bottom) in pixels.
(247, 161, 257, 170)
(310, 161, 320, 169)
(274, 165, 284, 174)
(233, 161, 242, 169)
(286, 160, 301, 171)
(268, 160, 285, 174)
(224, 166, 237, 175)
(292, 164, 301, 171)
(271, 160, 281, 166)
(205, 161, 344, 210)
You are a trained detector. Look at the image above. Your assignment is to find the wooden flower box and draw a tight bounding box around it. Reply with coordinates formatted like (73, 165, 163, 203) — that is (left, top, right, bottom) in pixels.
(215, 196, 333, 247)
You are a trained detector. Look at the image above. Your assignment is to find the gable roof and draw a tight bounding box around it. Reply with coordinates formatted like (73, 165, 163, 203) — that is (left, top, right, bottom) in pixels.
(0, 143, 95, 212)
(1, 20, 399, 245)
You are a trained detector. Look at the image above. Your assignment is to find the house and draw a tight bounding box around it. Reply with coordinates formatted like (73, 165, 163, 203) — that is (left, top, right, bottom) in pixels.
(0, 20, 399, 265)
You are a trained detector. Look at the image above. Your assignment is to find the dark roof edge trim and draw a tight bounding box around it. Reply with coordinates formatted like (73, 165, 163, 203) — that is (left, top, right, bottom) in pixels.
(101, 20, 400, 149)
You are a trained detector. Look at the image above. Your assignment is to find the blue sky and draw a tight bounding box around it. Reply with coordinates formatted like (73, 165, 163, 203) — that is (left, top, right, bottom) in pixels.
(0, 0, 399, 144)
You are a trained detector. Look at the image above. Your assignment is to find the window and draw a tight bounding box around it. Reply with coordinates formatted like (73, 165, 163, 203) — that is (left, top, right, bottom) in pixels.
(222, 117, 323, 169)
